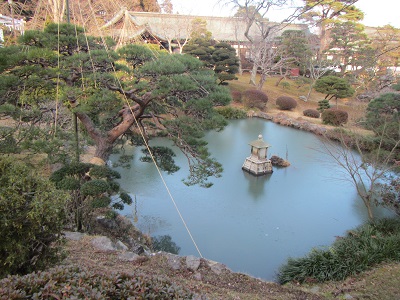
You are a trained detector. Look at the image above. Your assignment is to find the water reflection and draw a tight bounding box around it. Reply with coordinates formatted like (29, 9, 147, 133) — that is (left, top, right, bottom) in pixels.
(152, 235, 181, 254)
(242, 171, 271, 200)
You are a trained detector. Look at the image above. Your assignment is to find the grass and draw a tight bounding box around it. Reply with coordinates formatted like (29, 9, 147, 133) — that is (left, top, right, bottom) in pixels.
(277, 218, 400, 284)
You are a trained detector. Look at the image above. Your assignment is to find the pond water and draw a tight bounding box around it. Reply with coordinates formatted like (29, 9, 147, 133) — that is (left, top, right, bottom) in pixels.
(111, 118, 392, 281)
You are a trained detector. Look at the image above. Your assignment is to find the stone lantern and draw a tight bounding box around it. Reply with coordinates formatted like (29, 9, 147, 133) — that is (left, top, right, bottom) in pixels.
(242, 134, 273, 175)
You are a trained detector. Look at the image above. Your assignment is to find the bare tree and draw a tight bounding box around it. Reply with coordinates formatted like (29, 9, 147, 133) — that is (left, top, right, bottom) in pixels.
(255, 39, 295, 89)
(319, 126, 400, 221)
(304, 58, 339, 101)
(159, 15, 193, 53)
(223, 0, 312, 87)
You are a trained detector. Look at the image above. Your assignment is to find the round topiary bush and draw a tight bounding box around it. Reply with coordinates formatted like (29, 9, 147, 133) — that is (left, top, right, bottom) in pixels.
(242, 89, 268, 110)
(321, 108, 348, 126)
(276, 96, 297, 110)
(231, 90, 242, 102)
(303, 109, 320, 118)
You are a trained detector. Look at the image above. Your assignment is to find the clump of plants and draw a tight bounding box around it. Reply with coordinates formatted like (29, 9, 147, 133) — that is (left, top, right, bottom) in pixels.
(276, 96, 297, 110)
(321, 108, 348, 126)
(0, 266, 194, 299)
(277, 218, 400, 284)
(216, 106, 247, 119)
(317, 99, 331, 112)
(303, 109, 320, 118)
(231, 90, 243, 102)
(50, 162, 132, 232)
(391, 82, 400, 91)
(0, 157, 68, 278)
(242, 89, 269, 110)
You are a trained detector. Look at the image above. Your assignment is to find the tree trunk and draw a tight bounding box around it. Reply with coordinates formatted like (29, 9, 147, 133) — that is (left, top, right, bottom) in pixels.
(75, 105, 140, 164)
(250, 63, 257, 86)
(257, 72, 267, 90)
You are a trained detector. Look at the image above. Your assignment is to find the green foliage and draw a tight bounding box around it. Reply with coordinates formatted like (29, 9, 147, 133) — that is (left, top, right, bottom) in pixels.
(391, 82, 400, 91)
(321, 108, 348, 126)
(183, 37, 214, 67)
(50, 162, 132, 231)
(152, 235, 181, 254)
(140, 146, 180, 174)
(317, 99, 331, 112)
(276, 96, 297, 110)
(215, 106, 247, 119)
(278, 218, 400, 284)
(365, 93, 400, 145)
(242, 89, 269, 110)
(212, 42, 239, 84)
(0, 157, 68, 278)
(303, 109, 320, 118)
(0, 266, 193, 299)
(314, 76, 355, 100)
(117, 44, 155, 68)
(380, 177, 400, 216)
(1, 23, 230, 189)
(278, 30, 312, 73)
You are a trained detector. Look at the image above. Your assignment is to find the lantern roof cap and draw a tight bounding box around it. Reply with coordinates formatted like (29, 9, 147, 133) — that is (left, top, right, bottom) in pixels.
(249, 134, 270, 148)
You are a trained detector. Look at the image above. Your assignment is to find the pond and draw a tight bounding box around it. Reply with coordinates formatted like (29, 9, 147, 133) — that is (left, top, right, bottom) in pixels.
(111, 118, 392, 281)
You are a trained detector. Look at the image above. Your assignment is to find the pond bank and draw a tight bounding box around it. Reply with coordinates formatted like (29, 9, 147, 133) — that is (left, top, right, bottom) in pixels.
(248, 111, 329, 136)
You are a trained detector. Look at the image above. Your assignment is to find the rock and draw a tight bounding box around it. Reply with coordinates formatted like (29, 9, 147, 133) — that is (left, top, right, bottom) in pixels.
(270, 155, 290, 167)
(118, 251, 140, 261)
(115, 240, 129, 251)
(186, 255, 201, 271)
(344, 294, 354, 299)
(63, 231, 85, 241)
(299, 95, 307, 102)
(193, 272, 202, 281)
(206, 260, 227, 275)
(310, 286, 320, 293)
(124, 237, 145, 254)
(96, 215, 118, 230)
(91, 236, 116, 251)
(165, 253, 182, 270)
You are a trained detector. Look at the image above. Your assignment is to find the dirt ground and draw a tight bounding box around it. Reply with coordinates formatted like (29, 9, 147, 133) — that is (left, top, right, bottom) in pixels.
(63, 235, 400, 299)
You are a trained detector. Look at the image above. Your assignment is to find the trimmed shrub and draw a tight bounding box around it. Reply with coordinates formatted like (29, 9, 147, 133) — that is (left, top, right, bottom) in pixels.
(0, 266, 194, 298)
(277, 218, 400, 284)
(215, 106, 247, 119)
(317, 99, 330, 112)
(276, 96, 297, 110)
(242, 89, 268, 110)
(0, 157, 68, 278)
(303, 109, 320, 118)
(321, 108, 348, 126)
(231, 90, 243, 102)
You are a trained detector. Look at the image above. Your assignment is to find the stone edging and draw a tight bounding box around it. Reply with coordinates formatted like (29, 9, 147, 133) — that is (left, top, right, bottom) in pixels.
(250, 111, 329, 136)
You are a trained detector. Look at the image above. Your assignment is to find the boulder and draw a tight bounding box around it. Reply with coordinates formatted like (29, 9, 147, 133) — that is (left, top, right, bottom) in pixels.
(270, 155, 290, 167)
(118, 251, 140, 262)
(186, 255, 201, 271)
(91, 236, 116, 251)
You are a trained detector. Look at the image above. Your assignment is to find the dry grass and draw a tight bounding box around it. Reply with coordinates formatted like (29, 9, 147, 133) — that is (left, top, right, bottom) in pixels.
(229, 73, 370, 131)
(62, 235, 325, 300)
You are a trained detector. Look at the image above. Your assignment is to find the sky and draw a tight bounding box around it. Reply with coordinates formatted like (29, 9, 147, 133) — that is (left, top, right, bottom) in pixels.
(169, 0, 400, 28)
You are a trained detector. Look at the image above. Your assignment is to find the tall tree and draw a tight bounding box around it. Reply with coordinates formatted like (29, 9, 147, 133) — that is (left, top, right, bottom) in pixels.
(328, 21, 370, 75)
(224, 0, 294, 86)
(299, 0, 363, 57)
(0, 23, 231, 187)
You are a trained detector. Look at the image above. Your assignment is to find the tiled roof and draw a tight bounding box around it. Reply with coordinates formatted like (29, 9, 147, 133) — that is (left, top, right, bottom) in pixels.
(125, 12, 310, 42)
